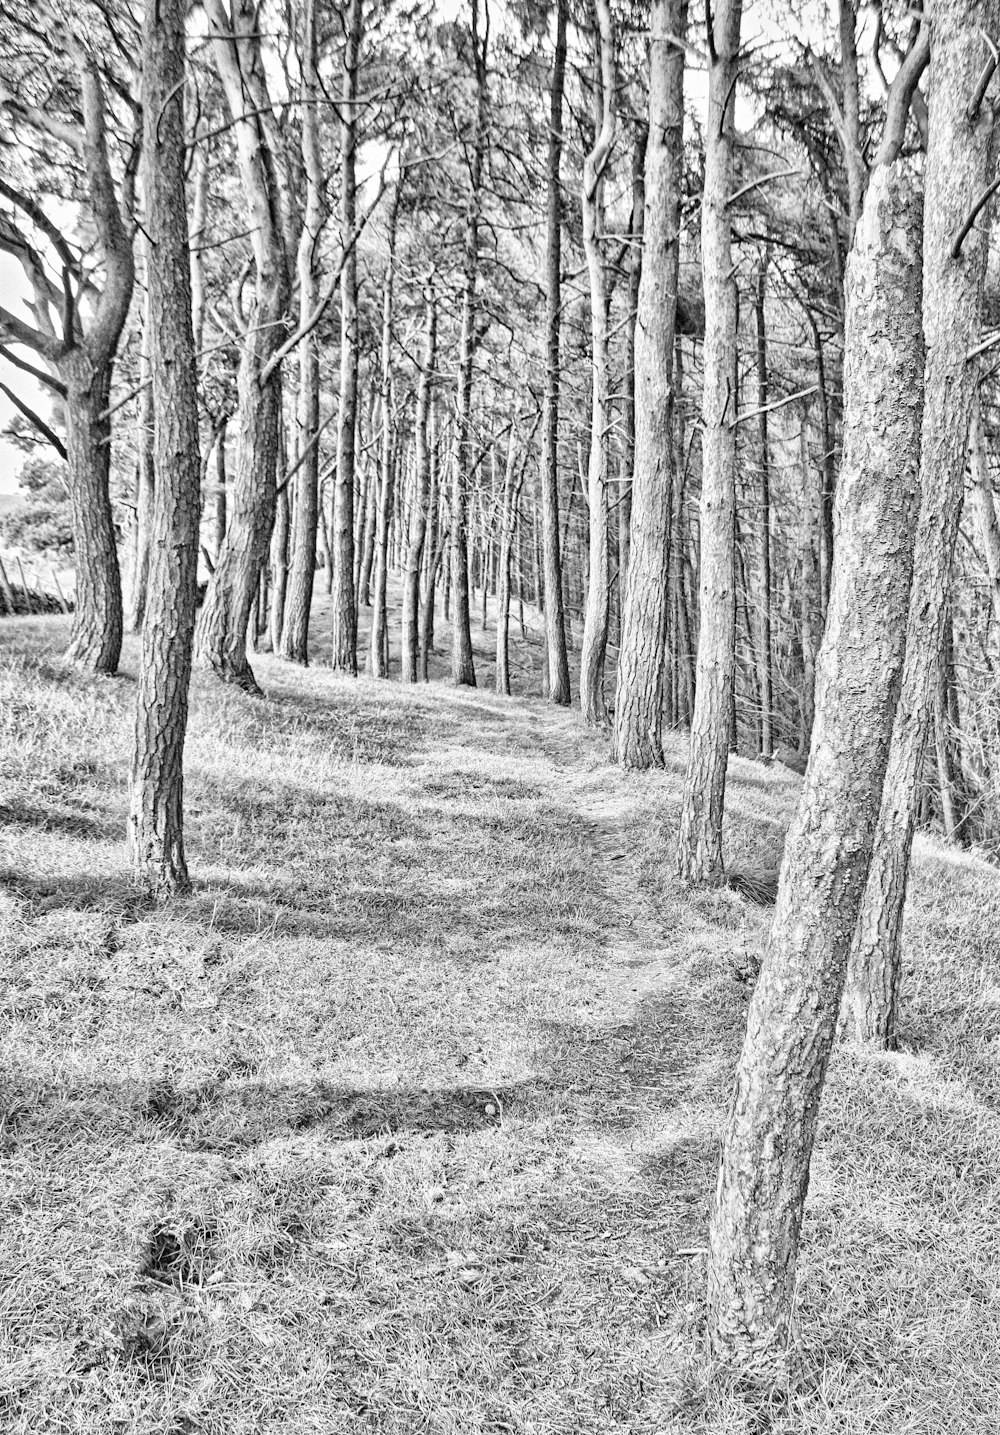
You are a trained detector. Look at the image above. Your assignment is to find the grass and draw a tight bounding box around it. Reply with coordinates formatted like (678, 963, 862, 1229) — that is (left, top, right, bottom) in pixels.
(1, 595, 999, 1433)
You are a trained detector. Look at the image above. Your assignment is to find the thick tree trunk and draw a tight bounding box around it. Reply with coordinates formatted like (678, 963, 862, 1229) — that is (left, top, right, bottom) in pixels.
(196, 0, 290, 693)
(843, 0, 997, 1047)
(331, 0, 363, 674)
(279, 0, 323, 665)
(539, 0, 572, 705)
(128, 0, 201, 892)
(403, 293, 437, 682)
(613, 0, 685, 766)
(676, 0, 741, 880)
(578, 0, 616, 726)
(708, 160, 924, 1368)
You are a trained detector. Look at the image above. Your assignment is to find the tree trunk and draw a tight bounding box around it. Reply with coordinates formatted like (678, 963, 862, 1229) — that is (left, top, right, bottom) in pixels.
(495, 433, 518, 695)
(268, 475, 290, 653)
(128, 0, 201, 892)
(127, 285, 154, 633)
(403, 292, 437, 682)
(972, 391, 1000, 627)
(676, 0, 741, 880)
(843, 0, 996, 1047)
(578, 0, 616, 726)
(331, 0, 363, 674)
(196, 0, 290, 693)
(707, 160, 924, 1367)
(279, 0, 323, 665)
(213, 423, 228, 563)
(539, 0, 572, 705)
(369, 210, 399, 680)
(754, 252, 774, 759)
(613, 0, 685, 765)
(450, 0, 488, 688)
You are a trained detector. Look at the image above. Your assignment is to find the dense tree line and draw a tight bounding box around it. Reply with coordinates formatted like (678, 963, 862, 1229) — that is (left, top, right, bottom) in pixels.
(3, 0, 1000, 1377)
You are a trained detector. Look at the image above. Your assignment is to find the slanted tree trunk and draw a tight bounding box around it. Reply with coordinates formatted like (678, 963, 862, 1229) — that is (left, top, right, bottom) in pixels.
(279, 0, 323, 665)
(403, 290, 437, 682)
(708, 157, 924, 1368)
(451, 0, 488, 688)
(754, 251, 774, 759)
(578, 0, 616, 726)
(331, 0, 363, 674)
(613, 0, 686, 766)
(196, 0, 291, 693)
(539, 0, 572, 705)
(843, 1, 994, 1047)
(128, 0, 201, 892)
(676, 0, 741, 879)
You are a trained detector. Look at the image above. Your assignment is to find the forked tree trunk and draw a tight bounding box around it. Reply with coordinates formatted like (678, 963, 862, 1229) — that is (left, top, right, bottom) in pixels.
(539, 0, 572, 705)
(402, 292, 437, 682)
(128, 0, 201, 892)
(676, 0, 741, 879)
(331, 0, 363, 674)
(279, 0, 323, 665)
(842, 0, 995, 1047)
(578, 0, 616, 726)
(196, 0, 290, 693)
(708, 159, 924, 1368)
(613, 0, 686, 766)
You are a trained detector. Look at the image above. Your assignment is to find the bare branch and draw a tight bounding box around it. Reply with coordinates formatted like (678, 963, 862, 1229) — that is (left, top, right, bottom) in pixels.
(0, 304, 62, 361)
(0, 345, 66, 397)
(0, 379, 67, 459)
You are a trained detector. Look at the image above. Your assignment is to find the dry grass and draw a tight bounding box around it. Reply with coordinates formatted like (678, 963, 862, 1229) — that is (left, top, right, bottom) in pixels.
(1, 601, 999, 1433)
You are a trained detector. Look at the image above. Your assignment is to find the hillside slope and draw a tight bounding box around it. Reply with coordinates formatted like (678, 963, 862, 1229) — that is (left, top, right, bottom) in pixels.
(1, 613, 999, 1433)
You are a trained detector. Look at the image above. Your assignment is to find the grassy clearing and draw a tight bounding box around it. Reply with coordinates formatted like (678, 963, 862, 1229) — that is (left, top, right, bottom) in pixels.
(1, 606, 999, 1433)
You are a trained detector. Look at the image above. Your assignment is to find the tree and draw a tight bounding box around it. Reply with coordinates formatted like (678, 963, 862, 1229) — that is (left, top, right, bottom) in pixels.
(127, 0, 201, 892)
(402, 288, 437, 683)
(707, 29, 931, 1363)
(0, 29, 135, 672)
(613, 0, 687, 767)
(330, 0, 364, 675)
(675, 0, 741, 877)
(842, 0, 999, 1046)
(578, 0, 617, 726)
(539, 0, 571, 706)
(194, 0, 294, 693)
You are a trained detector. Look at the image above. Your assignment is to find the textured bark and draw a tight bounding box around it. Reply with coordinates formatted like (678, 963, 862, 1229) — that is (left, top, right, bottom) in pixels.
(451, 0, 488, 688)
(843, 0, 997, 1047)
(196, 0, 290, 692)
(128, 0, 201, 893)
(539, 0, 572, 706)
(331, 0, 363, 674)
(935, 606, 973, 843)
(613, 0, 686, 767)
(676, 0, 741, 879)
(578, 0, 616, 726)
(279, 0, 323, 666)
(127, 286, 154, 633)
(838, 0, 865, 239)
(707, 162, 924, 1366)
(619, 125, 647, 605)
(495, 433, 519, 695)
(402, 293, 437, 683)
(972, 392, 1000, 627)
(754, 255, 774, 759)
(268, 476, 290, 654)
(369, 226, 399, 680)
(811, 322, 837, 624)
(419, 404, 441, 680)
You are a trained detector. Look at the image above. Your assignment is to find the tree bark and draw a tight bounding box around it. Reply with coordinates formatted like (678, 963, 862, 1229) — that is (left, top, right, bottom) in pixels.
(843, 0, 997, 1047)
(972, 391, 1000, 627)
(369, 203, 400, 680)
(707, 160, 924, 1368)
(279, 0, 323, 665)
(613, 0, 686, 766)
(128, 0, 201, 893)
(127, 283, 154, 633)
(539, 0, 572, 705)
(196, 0, 290, 693)
(578, 0, 616, 726)
(495, 432, 519, 695)
(676, 0, 741, 879)
(331, 0, 363, 674)
(754, 252, 774, 759)
(403, 291, 437, 682)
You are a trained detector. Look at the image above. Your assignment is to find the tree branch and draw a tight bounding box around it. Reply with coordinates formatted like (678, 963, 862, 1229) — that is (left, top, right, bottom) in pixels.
(0, 304, 62, 361)
(0, 379, 66, 459)
(0, 345, 66, 396)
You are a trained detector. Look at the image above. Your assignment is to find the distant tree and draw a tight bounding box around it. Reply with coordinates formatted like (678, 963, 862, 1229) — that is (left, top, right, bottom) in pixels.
(0, 456, 72, 552)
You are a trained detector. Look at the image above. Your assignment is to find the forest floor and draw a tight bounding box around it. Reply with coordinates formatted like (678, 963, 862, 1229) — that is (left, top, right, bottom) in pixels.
(2, 595, 1000, 1434)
